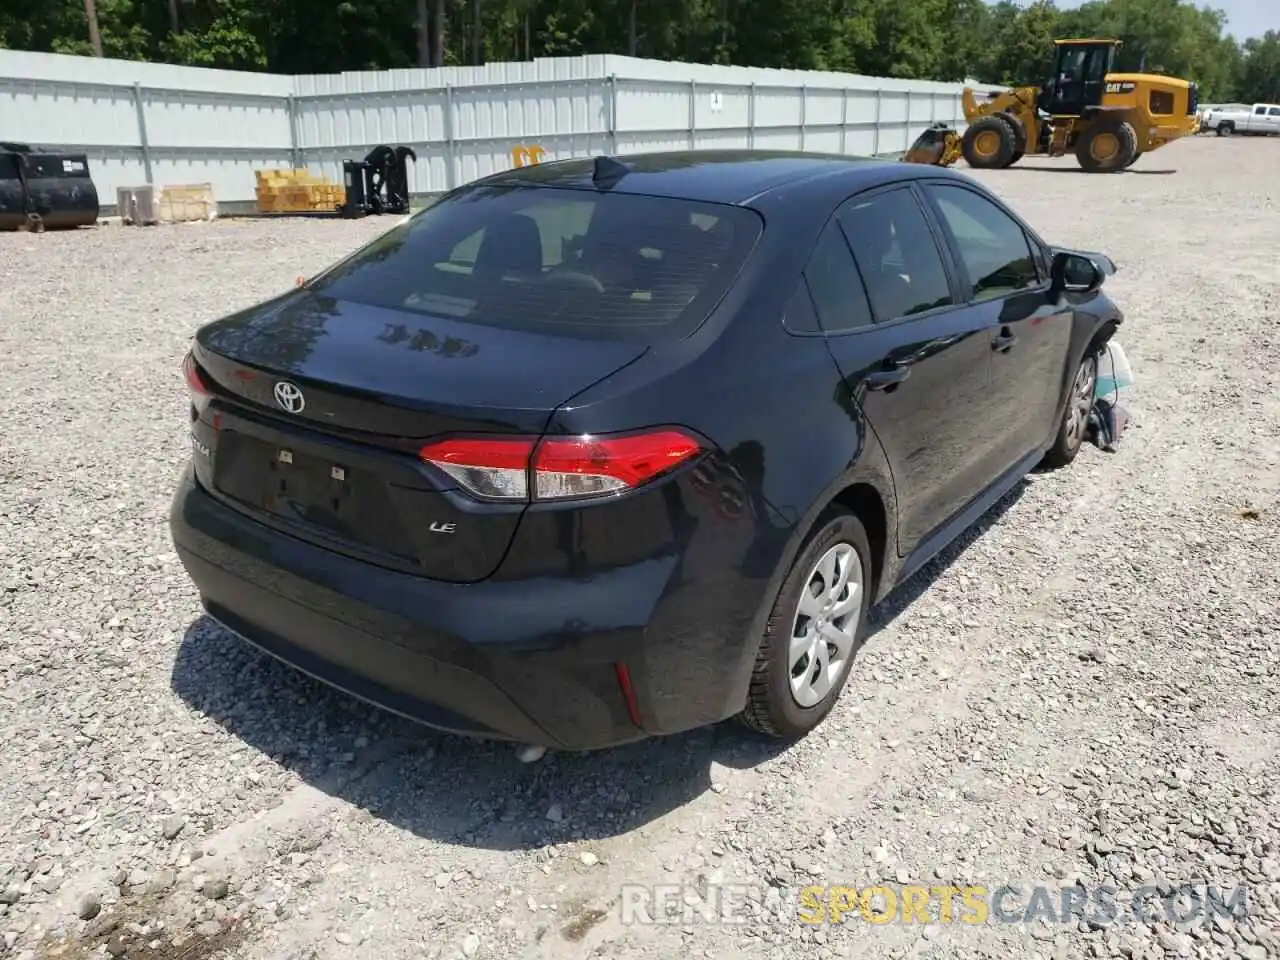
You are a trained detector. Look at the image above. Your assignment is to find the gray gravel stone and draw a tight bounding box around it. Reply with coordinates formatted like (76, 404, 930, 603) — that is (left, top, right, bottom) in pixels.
(75, 892, 101, 921)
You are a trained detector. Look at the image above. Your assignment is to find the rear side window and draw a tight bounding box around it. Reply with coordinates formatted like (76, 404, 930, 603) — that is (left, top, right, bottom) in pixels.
(309, 186, 762, 344)
(838, 188, 953, 323)
(802, 221, 874, 333)
(1255, 105, 1267, 115)
(924, 184, 1040, 302)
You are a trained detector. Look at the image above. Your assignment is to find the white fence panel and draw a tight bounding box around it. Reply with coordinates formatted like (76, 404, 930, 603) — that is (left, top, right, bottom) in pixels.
(0, 48, 998, 209)
(0, 50, 295, 203)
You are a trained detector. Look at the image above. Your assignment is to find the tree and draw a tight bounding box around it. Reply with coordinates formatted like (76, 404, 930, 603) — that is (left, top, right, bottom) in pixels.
(1238, 31, 1280, 102)
(432, 0, 445, 66)
(0, 0, 1271, 99)
(416, 0, 430, 65)
(83, 0, 103, 56)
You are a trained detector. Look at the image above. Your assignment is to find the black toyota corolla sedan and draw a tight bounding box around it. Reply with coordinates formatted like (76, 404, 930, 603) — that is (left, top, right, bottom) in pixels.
(170, 150, 1122, 751)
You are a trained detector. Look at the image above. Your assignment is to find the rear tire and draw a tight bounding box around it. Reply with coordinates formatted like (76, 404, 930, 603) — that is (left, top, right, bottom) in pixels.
(1042, 351, 1099, 469)
(1124, 150, 1142, 169)
(1216, 123, 1234, 137)
(962, 115, 1018, 169)
(738, 509, 872, 739)
(1076, 121, 1138, 173)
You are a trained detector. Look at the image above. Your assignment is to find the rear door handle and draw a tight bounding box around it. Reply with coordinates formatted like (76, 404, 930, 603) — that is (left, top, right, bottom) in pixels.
(992, 328, 1018, 353)
(865, 364, 911, 391)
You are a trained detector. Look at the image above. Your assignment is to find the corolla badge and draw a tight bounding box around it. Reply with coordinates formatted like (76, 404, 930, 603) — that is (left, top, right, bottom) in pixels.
(273, 381, 305, 414)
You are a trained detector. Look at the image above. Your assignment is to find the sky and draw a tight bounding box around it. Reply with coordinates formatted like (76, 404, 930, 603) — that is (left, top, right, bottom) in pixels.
(1050, 0, 1272, 39)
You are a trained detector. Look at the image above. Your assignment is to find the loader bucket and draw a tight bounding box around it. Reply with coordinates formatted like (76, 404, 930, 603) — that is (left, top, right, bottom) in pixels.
(0, 144, 100, 231)
(903, 123, 961, 166)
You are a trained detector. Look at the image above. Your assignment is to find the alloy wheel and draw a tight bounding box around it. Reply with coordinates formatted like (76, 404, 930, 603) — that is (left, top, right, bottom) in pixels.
(1063, 354, 1099, 447)
(789, 542, 863, 708)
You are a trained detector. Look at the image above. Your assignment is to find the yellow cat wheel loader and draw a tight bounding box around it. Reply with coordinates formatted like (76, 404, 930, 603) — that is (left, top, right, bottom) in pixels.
(904, 38, 1201, 173)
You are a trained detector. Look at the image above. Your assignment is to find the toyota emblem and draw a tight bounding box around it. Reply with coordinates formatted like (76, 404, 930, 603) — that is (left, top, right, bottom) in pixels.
(273, 381, 305, 414)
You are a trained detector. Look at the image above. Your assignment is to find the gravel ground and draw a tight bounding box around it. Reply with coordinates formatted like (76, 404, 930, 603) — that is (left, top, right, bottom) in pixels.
(1, 135, 1277, 960)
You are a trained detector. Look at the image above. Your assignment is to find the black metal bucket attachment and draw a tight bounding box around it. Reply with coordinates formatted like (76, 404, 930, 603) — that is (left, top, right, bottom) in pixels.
(340, 144, 416, 219)
(0, 143, 100, 232)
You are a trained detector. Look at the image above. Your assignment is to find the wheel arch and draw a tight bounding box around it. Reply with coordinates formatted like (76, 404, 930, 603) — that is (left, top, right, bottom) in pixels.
(721, 430, 901, 717)
(829, 482, 890, 603)
(1054, 312, 1121, 428)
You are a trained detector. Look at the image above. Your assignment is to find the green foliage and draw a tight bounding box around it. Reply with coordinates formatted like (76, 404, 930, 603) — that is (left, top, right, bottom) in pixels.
(0, 0, 1274, 104)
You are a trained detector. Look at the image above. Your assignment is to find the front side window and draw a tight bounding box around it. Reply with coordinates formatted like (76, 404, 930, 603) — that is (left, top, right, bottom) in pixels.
(309, 186, 763, 344)
(1083, 48, 1109, 83)
(1058, 48, 1086, 80)
(838, 188, 953, 323)
(1268, 107, 1280, 117)
(924, 184, 1039, 302)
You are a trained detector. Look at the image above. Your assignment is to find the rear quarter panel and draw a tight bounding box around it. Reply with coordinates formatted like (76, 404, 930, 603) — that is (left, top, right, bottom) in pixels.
(545, 216, 900, 720)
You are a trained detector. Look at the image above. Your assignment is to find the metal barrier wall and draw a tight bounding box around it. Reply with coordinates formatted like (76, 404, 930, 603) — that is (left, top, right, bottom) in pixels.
(0, 49, 994, 207)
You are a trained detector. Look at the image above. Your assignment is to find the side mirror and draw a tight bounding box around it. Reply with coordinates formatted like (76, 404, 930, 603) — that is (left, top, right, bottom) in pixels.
(1051, 251, 1105, 296)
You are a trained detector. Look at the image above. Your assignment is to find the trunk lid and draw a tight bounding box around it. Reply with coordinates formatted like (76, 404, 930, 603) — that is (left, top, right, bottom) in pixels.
(190, 289, 647, 582)
(195, 288, 647, 437)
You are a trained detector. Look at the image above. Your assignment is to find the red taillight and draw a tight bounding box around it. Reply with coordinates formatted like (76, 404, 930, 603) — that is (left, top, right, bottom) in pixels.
(419, 429, 703, 502)
(420, 437, 536, 501)
(183, 351, 213, 415)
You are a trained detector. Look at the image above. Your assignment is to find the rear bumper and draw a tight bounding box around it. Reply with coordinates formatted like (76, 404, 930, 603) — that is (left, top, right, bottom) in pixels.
(169, 466, 748, 750)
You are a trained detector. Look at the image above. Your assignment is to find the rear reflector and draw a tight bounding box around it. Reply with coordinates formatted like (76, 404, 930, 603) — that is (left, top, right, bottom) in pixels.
(614, 662, 643, 729)
(420, 429, 702, 502)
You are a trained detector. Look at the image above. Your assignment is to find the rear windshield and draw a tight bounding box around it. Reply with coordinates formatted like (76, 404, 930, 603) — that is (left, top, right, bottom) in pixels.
(308, 185, 763, 344)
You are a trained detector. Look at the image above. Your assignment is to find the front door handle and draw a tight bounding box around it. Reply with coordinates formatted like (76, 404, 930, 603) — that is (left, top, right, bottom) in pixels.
(992, 327, 1018, 353)
(865, 363, 911, 391)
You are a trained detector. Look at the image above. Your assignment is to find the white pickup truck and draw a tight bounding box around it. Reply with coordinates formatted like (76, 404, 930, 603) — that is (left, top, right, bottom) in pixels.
(1201, 103, 1280, 136)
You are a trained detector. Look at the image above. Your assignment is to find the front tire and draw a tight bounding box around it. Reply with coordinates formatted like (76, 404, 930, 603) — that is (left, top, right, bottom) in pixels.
(738, 510, 872, 739)
(1042, 351, 1099, 469)
(962, 115, 1018, 169)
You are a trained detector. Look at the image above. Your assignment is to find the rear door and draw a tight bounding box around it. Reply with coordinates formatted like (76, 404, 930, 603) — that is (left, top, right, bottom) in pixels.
(918, 180, 1072, 475)
(811, 184, 1000, 556)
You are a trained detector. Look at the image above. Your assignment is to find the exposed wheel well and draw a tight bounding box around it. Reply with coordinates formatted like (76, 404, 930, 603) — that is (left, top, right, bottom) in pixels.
(1086, 318, 1119, 357)
(1055, 317, 1118, 422)
(831, 483, 888, 599)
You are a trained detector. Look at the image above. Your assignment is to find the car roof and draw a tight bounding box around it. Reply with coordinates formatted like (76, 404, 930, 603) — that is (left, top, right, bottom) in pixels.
(468, 149, 975, 207)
